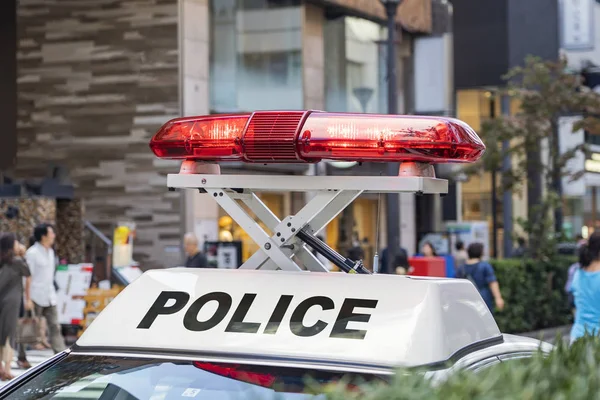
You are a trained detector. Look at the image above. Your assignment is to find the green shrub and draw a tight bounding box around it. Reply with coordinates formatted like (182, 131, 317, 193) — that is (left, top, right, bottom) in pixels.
(323, 335, 600, 400)
(491, 257, 575, 333)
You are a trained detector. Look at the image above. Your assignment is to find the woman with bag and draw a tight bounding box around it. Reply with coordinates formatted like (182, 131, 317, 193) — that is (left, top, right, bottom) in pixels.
(0, 233, 31, 381)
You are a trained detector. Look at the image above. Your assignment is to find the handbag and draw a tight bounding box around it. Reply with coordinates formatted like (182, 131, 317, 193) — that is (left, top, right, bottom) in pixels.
(17, 309, 47, 345)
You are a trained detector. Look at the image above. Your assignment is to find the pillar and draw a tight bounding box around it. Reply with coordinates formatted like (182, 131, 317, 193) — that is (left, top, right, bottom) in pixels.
(179, 0, 218, 250)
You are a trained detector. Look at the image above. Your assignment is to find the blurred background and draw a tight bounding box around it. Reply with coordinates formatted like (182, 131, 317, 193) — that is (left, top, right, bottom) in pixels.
(0, 0, 596, 273)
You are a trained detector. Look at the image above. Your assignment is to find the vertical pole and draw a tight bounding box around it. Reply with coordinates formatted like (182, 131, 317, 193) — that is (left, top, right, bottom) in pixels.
(490, 96, 498, 258)
(501, 95, 513, 258)
(552, 119, 564, 236)
(593, 187, 598, 233)
(385, 1, 401, 274)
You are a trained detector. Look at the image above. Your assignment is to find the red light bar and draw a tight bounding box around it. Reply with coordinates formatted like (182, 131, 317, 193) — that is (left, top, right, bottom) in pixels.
(149, 114, 249, 160)
(149, 111, 485, 164)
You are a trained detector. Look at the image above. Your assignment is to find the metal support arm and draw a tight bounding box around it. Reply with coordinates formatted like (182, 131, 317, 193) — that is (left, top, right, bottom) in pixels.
(167, 173, 448, 273)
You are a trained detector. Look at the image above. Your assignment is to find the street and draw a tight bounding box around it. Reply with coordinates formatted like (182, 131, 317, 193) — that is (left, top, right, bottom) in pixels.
(0, 349, 54, 389)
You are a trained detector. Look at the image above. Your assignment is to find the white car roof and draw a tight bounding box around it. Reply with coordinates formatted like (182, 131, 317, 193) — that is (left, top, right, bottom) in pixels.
(76, 268, 501, 369)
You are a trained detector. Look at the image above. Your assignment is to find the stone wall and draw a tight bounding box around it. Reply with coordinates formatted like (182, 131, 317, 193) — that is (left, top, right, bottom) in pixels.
(16, 0, 181, 269)
(0, 198, 55, 245)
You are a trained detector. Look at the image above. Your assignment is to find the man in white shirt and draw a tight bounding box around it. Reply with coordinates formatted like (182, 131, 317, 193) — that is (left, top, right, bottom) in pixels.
(25, 223, 66, 353)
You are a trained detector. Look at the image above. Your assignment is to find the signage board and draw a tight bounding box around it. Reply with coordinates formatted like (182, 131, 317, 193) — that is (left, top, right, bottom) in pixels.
(204, 241, 243, 269)
(113, 222, 136, 268)
(445, 221, 490, 260)
(560, 0, 594, 50)
(55, 264, 94, 325)
(586, 153, 600, 174)
(559, 116, 586, 196)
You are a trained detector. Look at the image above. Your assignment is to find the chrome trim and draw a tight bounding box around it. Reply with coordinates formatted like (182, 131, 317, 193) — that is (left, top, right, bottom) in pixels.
(69, 351, 393, 376)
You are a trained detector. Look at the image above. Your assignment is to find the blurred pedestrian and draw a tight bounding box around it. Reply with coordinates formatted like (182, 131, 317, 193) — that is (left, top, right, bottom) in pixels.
(456, 242, 505, 313)
(511, 237, 527, 258)
(454, 241, 468, 269)
(0, 233, 31, 380)
(183, 233, 209, 268)
(421, 241, 437, 257)
(15, 236, 36, 369)
(347, 246, 364, 261)
(26, 224, 66, 354)
(565, 241, 587, 311)
(379, 246, 410, 274)
(569, 231, 600, 344)
(393, 249, 410, 275)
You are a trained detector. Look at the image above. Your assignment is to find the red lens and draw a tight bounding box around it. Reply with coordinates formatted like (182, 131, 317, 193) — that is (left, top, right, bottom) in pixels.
(193, 362, 277, 388)
(297, 113, 485, 163)
(149, 114, 249, 160)
(149, 111, 485, 164)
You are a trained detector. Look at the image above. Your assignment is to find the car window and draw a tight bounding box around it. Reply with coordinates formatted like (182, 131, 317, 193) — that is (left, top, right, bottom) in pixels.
(4, 355, 383, 399)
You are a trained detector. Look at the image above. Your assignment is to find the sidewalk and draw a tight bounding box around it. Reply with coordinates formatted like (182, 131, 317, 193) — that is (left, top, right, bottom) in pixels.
(519, 325, 572, 344)
(0, 348, 54, 388)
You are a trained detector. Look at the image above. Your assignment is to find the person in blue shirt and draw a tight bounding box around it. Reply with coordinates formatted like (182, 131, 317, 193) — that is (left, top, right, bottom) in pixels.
(569, 231, 600, 344)
(455, 242, 505, 314)
(565, 243, 587, 310)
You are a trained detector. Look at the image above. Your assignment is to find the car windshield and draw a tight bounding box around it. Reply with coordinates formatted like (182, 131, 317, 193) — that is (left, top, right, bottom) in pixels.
(5, 354, 383, 399)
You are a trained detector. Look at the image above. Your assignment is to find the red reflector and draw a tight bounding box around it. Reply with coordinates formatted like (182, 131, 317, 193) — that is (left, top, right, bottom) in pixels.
(193, 362, 277, 388)
(149, 111, 485, 164)
(149, 114, 249, 161)
(298, 113, 485, 163)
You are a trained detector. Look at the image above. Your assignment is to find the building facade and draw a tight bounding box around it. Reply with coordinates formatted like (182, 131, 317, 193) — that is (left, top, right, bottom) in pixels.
(452, 0, 560, 257)
(4, 0, 437, 269)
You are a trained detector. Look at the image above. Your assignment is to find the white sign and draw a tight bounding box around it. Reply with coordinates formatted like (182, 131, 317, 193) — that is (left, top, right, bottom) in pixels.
(561, 0, 594, 50)
(414, 34, 453, 114)
(55, 264, 94, 325)
(446, 221, 490, 260)
(217, 246, 238, 269)
(559, 116, 586, 197)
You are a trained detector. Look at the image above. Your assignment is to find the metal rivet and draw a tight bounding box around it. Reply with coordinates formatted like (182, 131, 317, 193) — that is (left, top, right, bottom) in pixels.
(287, 223, 291, 227)
(201, 178, 207, 184)
(276, 232, 281, 237)
(291, 228, 296, 232)
(213, 193, 217, 197)
(219, 192, 223, 196)
(281, 238, 285, 242)
(264, 243, 271, 250)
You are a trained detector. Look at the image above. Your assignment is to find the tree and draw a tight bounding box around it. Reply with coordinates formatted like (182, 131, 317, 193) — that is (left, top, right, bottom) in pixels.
(463, 56, 600, 259)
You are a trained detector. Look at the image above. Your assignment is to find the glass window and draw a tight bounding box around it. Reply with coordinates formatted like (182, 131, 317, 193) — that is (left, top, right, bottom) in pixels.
(324, 17, 387, 113)
(563, 197, 584, 239)
(210, 0, 303, 113)
(6, 355, 384, 399)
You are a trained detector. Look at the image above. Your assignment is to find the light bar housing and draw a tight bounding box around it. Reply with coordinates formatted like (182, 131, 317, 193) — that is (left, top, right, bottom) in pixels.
(149, 110, 485, 164)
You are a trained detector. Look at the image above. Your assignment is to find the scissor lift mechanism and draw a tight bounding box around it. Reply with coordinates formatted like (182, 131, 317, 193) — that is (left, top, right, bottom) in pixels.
(168, 173, 448, 273)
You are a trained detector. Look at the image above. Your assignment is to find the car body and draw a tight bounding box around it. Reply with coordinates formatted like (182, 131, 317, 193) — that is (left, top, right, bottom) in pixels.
(0, 268, 552, 398)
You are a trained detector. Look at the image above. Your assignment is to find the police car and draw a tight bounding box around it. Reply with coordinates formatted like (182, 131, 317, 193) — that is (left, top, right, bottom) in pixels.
(0, 111, 552, 398)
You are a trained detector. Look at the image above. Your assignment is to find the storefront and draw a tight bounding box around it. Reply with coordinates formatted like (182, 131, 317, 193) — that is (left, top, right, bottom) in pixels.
(455, 89, 525, 257)
(581, 151, 600, 237)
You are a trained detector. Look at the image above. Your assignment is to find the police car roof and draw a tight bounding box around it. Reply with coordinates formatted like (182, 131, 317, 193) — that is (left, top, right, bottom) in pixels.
(76, 269, 501, 370)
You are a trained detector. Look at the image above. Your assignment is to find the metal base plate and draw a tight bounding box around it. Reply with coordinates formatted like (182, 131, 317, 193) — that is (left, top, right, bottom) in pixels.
(167, 174, 448, 194)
